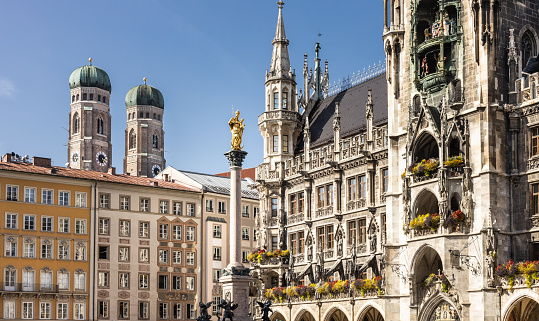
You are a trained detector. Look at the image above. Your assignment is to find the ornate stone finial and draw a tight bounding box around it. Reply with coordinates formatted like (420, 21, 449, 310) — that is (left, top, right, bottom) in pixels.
(88, 58, 93, 65)
(366, 89, 374, 118)
(143, 77, 147, 85)
(277, 1, 284, 9)
(508, 29, 517, 65)
(229, 110, 245, 151)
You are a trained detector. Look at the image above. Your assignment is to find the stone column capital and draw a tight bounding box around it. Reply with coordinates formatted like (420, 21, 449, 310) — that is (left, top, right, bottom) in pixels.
(225, 150, 248, 168)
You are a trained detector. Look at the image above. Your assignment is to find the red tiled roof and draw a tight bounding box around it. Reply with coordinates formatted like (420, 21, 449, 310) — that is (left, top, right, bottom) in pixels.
(215, 167, 256, 180)
(0, 161, 200, 193)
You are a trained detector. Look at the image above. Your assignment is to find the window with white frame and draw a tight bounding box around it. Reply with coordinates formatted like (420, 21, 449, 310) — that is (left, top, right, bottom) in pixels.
(213, 269, 221, 282)
(23, 214, 35, 230)
(159, 249, 169, 263)
(75, 219, 86, 234)
(24, 187, 36, 203)
(187, 203, 196, 216)
(99, 246, 110, 261)
(242, 227, 249, 240)
(40, 302, 51, 319)
(173, 250, 182, 264)
(159, 224, 169, 239)
(213, 247, 221, 261)
(139, 302, 149, 319)
(41, 216, 53, 232)
(99, 194, 109, 208)
(75, 192, 87, 207)
(140, 198, 150, 212)
(186, 252, 195, 265)
(57, 303, 68, 320)
(119, 273, 129, 288)
(6, 185, 18, 201)
(58, 218, 69, 233)
(212, 297, 221, 315)
(119, 220, 130, 237)
(218, 201, 226, 214)
(273, 135, 279, 153)
(139, 274, 149, 289)
(41, 241, 52, 259)
(5, 238, 16, 257)
(187, 304, 195, 319)
(186, 276, 195, 291)
(6, 213, 17, 229)
(254, 206, 260, 218)
(40, 269, 52, 290)
(160, 200, 169, 214)
(4, 301, 15, 319)
(99, 218, 109, 235)
(22, 302, 33, 319)
(22, 269, 34, 291)
(98, 271, 109, 288)
(173, 303, 182, 319)
(42, 189, 52, 204)
(242, 250, 249, 263)
(119, 247, 129, 262)
(206, 199, 214, 212)
(140, 222, 149, 238)
(75, 243, 86, 261)
(242, 205, 249, 217)
(282, 135, 289, 153)
(23, 240, 35, 258)
(120, 196, 130, 210)
(186, 226, 195, 241)
(173, 275, 182, 290)
(58, 243, 69, 260)
(173, 202, 182, 215)
(58, 271, 69, 290)
(5, 268, 16, 290)
(98, 301, 109, 319)
(172, 225, 182, 240)
(159, 302, 168, 319)
(139, 248, 149, 263)
(158, 275, 168, 290)
(59, 191, 70, 206)
(213, 225, 221, 238)
(74, 303, 84, 320)
(74, 272, 85, 290)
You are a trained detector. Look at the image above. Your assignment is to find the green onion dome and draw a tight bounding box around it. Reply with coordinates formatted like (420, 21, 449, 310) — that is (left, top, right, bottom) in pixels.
(69, 61, 111, 92)
(125, 83, 164, 109)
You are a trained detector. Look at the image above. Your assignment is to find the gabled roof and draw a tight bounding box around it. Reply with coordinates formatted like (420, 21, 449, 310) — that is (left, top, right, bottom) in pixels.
(301, 73, 388, 149)
(160, 166, 259, 200)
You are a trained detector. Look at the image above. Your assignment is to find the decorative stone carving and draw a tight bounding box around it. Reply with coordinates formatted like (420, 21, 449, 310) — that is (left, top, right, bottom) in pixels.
(138, 292, 150, 299)
(118, 291, 130, 299)
(98, 290, 109, 298)
(73, 295, 86, 302)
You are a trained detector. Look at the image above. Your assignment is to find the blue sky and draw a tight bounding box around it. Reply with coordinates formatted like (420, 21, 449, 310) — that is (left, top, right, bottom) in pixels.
(0, 1, 385, 174)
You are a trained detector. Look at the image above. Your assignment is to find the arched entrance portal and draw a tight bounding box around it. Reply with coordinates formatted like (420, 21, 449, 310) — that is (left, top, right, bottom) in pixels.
(359, 307, 384, 321)
(295, 311, 316, 321)
(426, 301, 460, 321)
(327, 309, 348, 321)
(505, 297, 539, 321)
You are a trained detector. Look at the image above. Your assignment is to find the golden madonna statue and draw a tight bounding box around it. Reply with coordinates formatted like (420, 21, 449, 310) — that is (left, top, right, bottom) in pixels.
(229, 110, 245, 150)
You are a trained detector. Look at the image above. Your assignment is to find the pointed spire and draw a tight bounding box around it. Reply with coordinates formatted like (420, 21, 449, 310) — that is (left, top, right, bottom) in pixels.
(269, 1, 291, 78)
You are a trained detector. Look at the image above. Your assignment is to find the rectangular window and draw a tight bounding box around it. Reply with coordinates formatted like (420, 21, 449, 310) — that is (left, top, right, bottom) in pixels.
(5, 269, 16, 292)
(242, 205, 249, 217)
(140, 198, 150, 212)
(187, 203, 196, 217)
(318, 186, 326, 207)
(349, 178, 357, 201)
(41, 242, 52, 259)
(348, 221, 357, 245)
(173, 303, 182, 320)
(4, 301, 15, 319)
(75, 219, 86, 234)
(290, 233, 297, 255)
(242, 227, 249, 240)
(57, 303, 68, 320)
(272, 236, 278, 251)
(160, 200, 169, 214)
(40, 302, 51, 319)
(213, 247, 221, 261)
(24, 187, 36, 203)
(158, 275, 168, 290)
(6, 185, 18, 201)
(139, 302, 149, 320)
(120, 196, 130, 210)
(98, 301, 109, 319)
(23, 241, 35, 258)
(98, 271, 109, 288)
(42, 189, 52, 204)
(40, 271, 52, 290)
(99, 218, 110, 235)
(382, 168, 389, 193)
(74, 303, 84, 320)
(5, 239, 17, 257)
(213, 225, 221, 238)
(159, 224, 169, 239)
(273, 92, 279, 109)
(359, 218, 367, 244)
(326, 225, 334, 250)
(75, 243, 86, 261)
(290, 194, 297, 215)
(58, 272, 69, 290)
(283, 135, 289, 153)
(186, 226, 195, 241)
(187, 304, 195, 319)
(242, 250, 249, 263)
(118, 301, 129, 319)
(534, 184, 539, 215)
(299, 192, 305, 213)
(119, 220, 130, 237)
(41, 216, 53, 232)
(119, 273, 129, 289)
(119, 247, 130, 262)
(172, 225, 182, 240)
(206, 199, 214, 212)
(139, 222, 149, 238)
(186, 252, 195, 265)
(6, 213, 17, 229)
(273, 135, 279, 153)
(359, 175, 367, 199)
(58, 244, 69, 260)
(172, 275, 182, 290)
(139, 274, 149, 289)
(317, 226, 325, 251)
(282, 92, 288, 109)
(22, 270, 34, 291)
(159, 303, 168, 319)
(22, 302, 33, 319)
(173, 250, 182, 264)
(139, 248, 149, 263)
(213, 269, 221, 282)
(59, 191, 70, 206)
(298, 231, 305, 254)
(327, 185, 334, 206)
(75, 192, 87, 207)
(99, 194, 110, 208)
(59, 218, 69, 233)
(173, 202, 182, 215)
(254, 206, 260, 218)
(212, 297, 221, 315)
(186, 276, 195, 291)
(218, 201, 226, 214)
(24, 214, 35, 230)
(159, 249, 169, 264)
(532, 127, 539, 156)
(271, 198, 278, 217)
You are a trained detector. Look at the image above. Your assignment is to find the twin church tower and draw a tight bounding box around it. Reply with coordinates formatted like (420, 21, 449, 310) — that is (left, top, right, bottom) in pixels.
(66, 59, 166, 177)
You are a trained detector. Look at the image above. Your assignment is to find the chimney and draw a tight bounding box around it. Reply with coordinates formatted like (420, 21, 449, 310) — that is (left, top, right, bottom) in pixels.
(2, 153, 12, 163)
(108, 167, 116, 175)
(33, 157, 52, 168)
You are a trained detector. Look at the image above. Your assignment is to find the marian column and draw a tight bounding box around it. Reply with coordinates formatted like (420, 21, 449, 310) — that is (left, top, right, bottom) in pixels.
(220, 110, 251, 321)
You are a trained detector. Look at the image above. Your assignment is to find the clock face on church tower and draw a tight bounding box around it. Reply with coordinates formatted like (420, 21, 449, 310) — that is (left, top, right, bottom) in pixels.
(71, 152, 79, 163)
(152, 164, 162, 177)
(96, 151, 108, 167)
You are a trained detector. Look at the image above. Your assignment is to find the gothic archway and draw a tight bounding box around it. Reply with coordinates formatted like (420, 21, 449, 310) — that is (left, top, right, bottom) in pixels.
(413, 132, 439, 163)
(358, 306, 384, 321)
(295, 310, 315, 321)
(271, 311, 286, 321)
(422, 300, 460, 321)
(504, 296, 539, 321)
(325, 308, 348, 321)
(413, 246, 443, 285)
(413, 189, 439, 217)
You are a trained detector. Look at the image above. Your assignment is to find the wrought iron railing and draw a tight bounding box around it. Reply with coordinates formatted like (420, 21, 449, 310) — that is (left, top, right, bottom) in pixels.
(0, 283, 61, 293)
(326, 61, 386, 98)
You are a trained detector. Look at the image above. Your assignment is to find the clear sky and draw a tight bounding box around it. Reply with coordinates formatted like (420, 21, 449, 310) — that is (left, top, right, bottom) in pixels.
(0, 0, 385, 174)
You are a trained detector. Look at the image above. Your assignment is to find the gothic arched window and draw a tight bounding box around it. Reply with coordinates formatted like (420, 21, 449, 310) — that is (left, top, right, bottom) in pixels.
(72, 95, 75, 103)
(73, 113, 80, 134)
(153, 134, 159, 149)
(97, 118, 104, 135)
(522, 31, 537, 68)
(129, 130, 136, 149)
(76, 94, 79, 101)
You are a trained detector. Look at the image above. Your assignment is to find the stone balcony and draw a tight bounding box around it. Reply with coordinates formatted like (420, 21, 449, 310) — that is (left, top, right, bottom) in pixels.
(258, 110, 300, 124)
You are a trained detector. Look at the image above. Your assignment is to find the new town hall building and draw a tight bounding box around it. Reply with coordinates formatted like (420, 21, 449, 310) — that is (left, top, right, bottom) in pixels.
(252, 1, 539, 321)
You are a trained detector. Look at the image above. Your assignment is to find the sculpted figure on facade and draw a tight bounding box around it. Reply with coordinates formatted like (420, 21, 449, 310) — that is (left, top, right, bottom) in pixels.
(229, 110, 245, 151)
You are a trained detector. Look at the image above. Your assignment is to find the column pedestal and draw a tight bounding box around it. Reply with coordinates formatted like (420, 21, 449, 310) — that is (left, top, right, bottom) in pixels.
(220, 273, 252, 321)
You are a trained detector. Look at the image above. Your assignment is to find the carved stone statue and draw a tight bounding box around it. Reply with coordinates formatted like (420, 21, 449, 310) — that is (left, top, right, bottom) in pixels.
(197, 302, 212, 321)
(229, 111, 245, 151)
(218, 300, 238, 321)
(369, 224, 377, 253)
(261, 228, 267, 250)
(307, 234, 313, 261)
(256, 301, 272, 321)
(336, 230, 343, 257)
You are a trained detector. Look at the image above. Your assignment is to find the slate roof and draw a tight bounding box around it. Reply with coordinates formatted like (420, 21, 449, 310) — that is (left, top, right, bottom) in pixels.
(174, 169, 259, 200)
(299, 73, 388, 150)
(0, 161, 200, 193)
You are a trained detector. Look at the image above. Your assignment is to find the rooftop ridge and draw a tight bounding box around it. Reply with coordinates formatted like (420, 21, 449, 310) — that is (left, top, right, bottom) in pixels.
(326, 61, 386, 98)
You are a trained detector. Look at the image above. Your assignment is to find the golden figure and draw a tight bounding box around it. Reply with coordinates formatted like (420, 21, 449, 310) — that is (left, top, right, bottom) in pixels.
(229, 110, 245, 150)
